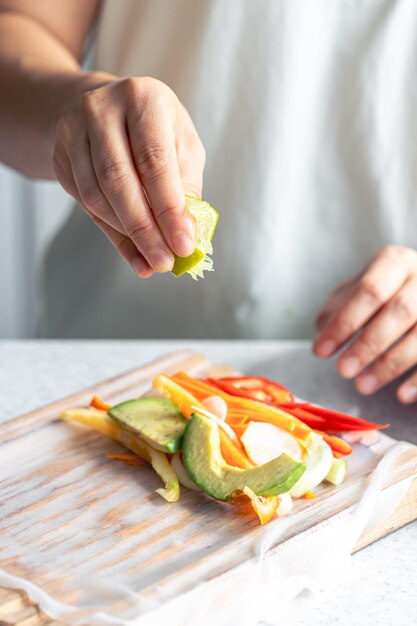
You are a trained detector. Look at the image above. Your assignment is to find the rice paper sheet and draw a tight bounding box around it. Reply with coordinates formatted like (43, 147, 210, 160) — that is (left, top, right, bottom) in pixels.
(0, 404, 413, 626)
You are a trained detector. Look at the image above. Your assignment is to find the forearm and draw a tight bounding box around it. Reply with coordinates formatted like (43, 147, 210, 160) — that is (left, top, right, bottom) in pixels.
(0, 11, 114, 178)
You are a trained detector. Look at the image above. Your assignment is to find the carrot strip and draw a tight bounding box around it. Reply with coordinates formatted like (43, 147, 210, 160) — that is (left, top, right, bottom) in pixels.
(154, 373, 253, 468)
(90, 395, 112, 411)
(219, 430, 254, 468)
(317, 431, 352, 456)
(106, 453, 145, 465)
(173, 372, 312, 440)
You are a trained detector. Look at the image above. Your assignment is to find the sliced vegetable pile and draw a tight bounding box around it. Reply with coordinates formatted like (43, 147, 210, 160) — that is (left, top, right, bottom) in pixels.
(60, 374, 388, 525)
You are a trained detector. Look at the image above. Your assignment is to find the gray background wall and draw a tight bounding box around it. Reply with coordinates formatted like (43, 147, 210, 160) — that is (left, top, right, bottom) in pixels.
(0, 164, 71, 338)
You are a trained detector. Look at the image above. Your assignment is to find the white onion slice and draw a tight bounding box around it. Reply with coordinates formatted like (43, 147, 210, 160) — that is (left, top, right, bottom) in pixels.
(241, 422, 302, 465)
(171, 452, 200, 491)
(190, 405, 240, 445)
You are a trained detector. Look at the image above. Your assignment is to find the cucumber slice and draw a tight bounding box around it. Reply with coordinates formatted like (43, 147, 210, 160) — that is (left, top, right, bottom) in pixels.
(108, 398, 187, 454)
(325, 457, 347, 486)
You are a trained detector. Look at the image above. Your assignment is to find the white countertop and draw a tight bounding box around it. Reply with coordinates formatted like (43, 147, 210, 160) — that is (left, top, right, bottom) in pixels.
(1, 340, 416, 626)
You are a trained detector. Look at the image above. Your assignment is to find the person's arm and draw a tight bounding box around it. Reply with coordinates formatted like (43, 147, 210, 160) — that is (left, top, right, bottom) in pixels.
(0, 0, 103, 177)
(0, 1, 204, 277)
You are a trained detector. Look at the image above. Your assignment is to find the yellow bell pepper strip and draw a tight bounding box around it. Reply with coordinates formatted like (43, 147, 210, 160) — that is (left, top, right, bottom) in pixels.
(235, 486, 279, 525)
(153, 374, 203, 418)
(60, 408, 180, 502)
(153, 374, 254, 469)
(172, 372, 312, 440)
(303, 491, 317, 499)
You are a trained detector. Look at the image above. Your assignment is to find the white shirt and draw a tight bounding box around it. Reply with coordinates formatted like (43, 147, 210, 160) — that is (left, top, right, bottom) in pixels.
(40, 0, 417, 338)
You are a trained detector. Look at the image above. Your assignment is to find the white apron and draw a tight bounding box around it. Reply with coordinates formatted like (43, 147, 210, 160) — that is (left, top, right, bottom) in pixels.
(40, 0, 417, 338)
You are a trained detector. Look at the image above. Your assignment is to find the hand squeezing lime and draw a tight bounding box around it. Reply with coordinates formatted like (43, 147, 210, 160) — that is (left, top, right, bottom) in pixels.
(172, 196, 219, 280)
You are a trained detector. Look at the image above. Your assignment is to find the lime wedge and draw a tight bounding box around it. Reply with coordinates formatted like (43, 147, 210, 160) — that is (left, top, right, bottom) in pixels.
(172, 196, 219, 280)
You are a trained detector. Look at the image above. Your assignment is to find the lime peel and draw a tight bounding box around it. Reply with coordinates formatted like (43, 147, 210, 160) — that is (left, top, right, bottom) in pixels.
(172, 196, 218, 280)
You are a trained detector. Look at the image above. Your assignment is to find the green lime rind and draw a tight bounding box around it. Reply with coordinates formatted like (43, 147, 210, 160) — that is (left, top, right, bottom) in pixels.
(172, 248, 205, 277)
(172, 196, 219, 280)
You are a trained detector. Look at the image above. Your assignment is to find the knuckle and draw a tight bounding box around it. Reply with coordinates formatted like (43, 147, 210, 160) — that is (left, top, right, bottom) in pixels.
(125, 221, 154, 242)
(121, 77, 141, 98)
(379, 351, 403, 378)
(115, 236, 132, 257)
(135, 144, 170, 179)
(332, 315, 356, 340)
(81, 90, 100, 116)
(157, 200, 186, 220)
(392, 293, 417, 321)
(359, 332, 382, 357)
(80, 183, 105, 212)
(98, 161, 135, 191)
(56, 114, 72, 141)
(359, 277, 386, 302)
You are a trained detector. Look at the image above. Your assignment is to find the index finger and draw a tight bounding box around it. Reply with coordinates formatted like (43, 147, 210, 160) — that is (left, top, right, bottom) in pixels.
(313, 251, 409, 358)
(127, 106, 196, 258)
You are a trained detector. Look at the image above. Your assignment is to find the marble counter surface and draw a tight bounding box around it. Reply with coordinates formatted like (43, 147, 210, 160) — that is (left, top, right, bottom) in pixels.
(0, 340, 416, 625)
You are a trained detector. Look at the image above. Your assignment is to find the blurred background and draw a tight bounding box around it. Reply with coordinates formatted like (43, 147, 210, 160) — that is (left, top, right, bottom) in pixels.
(0, 164, 71, 338)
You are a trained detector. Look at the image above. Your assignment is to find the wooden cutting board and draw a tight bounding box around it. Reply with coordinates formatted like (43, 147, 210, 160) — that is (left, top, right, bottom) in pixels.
(1, 350, 416, 626)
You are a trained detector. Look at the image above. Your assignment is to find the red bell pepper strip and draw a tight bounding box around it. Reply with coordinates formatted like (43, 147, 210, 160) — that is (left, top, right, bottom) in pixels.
(206, 376, 294, 404)
(292, 403, 389, 431)
(207, 378, 388, 432)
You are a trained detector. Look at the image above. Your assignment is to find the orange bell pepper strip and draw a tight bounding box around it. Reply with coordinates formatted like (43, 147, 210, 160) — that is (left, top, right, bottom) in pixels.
(90, 395, 112, 411)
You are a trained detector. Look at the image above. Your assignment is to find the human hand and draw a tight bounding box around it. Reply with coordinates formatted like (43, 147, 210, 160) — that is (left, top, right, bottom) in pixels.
(313, 246, 417, 404)
(53, 75, 205, 278)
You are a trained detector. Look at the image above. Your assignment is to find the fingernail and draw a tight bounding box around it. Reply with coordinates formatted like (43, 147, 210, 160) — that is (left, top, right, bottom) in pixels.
(131, 257, 153, 279)
(150, 249, 174, 272)
(315, 339, 336, 358)
(356, 374, 378, 395)
(339, 356, 360, 378)
(172, 232, 195, 257)
(398, 385, 417, 404)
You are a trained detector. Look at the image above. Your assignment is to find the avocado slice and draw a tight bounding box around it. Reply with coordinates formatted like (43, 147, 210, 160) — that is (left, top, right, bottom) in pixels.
(182, 413, 306, 502)
(108, 398, 187, 453)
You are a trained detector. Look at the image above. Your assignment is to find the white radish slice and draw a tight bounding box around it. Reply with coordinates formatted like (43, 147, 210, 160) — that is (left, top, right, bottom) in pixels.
(241, 422, 302, 465)
(171, 452, 200, 491)
(202, 396, 228, 421)
(190, 405, 240, 445)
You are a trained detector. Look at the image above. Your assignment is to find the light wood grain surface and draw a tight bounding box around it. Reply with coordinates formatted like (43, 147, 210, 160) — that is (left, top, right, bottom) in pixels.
(1, 350, 416, 626)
